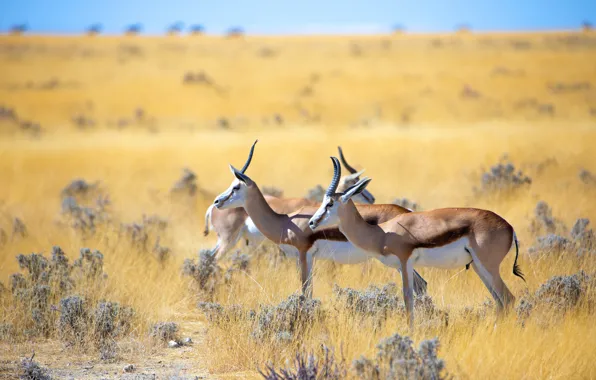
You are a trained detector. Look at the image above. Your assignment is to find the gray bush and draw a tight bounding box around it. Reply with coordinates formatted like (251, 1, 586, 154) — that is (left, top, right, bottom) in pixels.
(224, 252, 251, 282)
(61, 179, 98, 197)
(262, 186, 284, 198)
(20, 354, 52, 380)
(253, 294, 322, 341)
(13, 218, 28, 239)
(305, 185, 326, 202)
(392, 198, 422, 211)
(516, 271, 594, 323)
(353, 333, 446, 379)
(529, 217, 595, 257)
(72, 248, 104, 280)
(58, 295, 88, 345)
(182, 249, 222, 298)
(171, 168, 197, 196)
(197, 302, 247, 324)
(333, 284, 447, 326)
(260, 345, 346, 380)
(475, 157, 531, 194)
(578, 169, 596, 185)
(150, 322, 179, 342)
(529, 201, 567, 236)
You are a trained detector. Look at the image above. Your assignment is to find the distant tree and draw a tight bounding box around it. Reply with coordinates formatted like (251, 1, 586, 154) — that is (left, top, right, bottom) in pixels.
(86, 23, 102, 36)
(189, 24, 205, 35)
(226, 26, 244, 38)
(582, 20, 593, 32)
(125, 23, 142, 35)
(456, 23, 471, 34)
(392, 24, 405, 34)
(167, 21, 184, 35)
(9, 24, 28, 35)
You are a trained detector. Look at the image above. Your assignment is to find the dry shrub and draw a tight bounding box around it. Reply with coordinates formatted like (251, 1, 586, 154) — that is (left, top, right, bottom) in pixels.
(20, 353, 52, 380)
(529, 201, 567, 236)
(352, 334, 446, 379)
(198, 293, 323, 342)
(529, 217, 595, 257)
(516, 270, 596, 325)
(260, 345, 346, 380)
(182, 249, 222, 299)
(474, 155, 531, 195)
(333, 284, 448, 328)
(150, 321, 180, 343)
(2, 246, 136, 359)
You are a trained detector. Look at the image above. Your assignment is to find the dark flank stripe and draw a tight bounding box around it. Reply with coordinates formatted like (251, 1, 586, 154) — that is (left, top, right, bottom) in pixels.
(308, 216, 382, 244)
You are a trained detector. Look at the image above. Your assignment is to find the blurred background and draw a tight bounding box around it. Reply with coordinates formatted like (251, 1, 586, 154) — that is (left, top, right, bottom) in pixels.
(1, 1, 596, 378)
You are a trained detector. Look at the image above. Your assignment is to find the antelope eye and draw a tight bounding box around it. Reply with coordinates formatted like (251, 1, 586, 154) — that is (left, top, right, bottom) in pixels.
(327, 201, 334, 208)
(233, 185, 240, 191)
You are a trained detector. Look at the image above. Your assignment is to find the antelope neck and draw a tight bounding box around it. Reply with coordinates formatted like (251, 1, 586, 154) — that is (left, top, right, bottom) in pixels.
(338, 200, 386, 255)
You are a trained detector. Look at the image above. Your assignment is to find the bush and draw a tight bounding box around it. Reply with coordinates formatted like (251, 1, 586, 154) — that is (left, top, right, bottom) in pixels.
(171, 168, 198, 196)
(182, 250, 222, 299)
(253, 294, 323, 341)
(4, 247, 135, 359)
(529, 201, 567, 236)
(475, 156, 531, 195)
(333, 284, 447, 326)
(306, 185, 326, 202)
(150, 322, 179, 343)
(352, 333, 447, 379)
(516, 271, 595, 324)
(262, 186, 284, 198)
(392, 198, 421, 211)
(529, 217, 595, 257)
(260, 345, 346, 380)
(224, 252, 251, 282)
(58, 295, 88, 345)
(20, 354, 51, 380)
(198, 293, 323, 342)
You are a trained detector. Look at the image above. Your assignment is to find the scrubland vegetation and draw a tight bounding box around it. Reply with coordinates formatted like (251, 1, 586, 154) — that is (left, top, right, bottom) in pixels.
(1, 30, 595, 379)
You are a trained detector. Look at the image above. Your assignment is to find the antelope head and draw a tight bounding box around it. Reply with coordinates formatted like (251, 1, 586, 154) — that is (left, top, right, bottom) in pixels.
(309, 156, 372, 230)
(213, 140, 258, 210)
(337, 146, 375, 204)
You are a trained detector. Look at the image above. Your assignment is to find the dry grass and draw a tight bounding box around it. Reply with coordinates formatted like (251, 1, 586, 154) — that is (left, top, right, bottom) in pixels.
(0, 31, 595, 379)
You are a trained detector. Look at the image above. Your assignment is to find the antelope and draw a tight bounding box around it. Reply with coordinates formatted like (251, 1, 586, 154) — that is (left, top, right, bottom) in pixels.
(212, 141, 428, 296)
(309, 157, 525, 329)
(203, 146, 376, 258)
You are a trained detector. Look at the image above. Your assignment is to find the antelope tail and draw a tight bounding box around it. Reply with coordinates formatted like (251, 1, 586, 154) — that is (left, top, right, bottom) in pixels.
(512, 231, 526, 282)
(204, 204, 215, 237)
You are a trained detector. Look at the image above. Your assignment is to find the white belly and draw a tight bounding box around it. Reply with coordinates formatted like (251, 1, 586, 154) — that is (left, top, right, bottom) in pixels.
(411, 237, 472, 269)
(311, 240, 371, 264)
(279, 241, 372, 265)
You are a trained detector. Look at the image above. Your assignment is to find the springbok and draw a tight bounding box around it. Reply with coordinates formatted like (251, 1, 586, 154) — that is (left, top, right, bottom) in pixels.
(309, 157, 525, 328)
(212, 141, 428, 296)
(203, 146, 375, 257)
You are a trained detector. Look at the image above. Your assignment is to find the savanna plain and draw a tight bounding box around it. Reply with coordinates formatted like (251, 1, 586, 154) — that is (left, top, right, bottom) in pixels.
(1, 30, 596, 379)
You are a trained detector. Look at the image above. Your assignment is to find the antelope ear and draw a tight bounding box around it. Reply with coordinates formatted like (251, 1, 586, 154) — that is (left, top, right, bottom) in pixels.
(229, 164, 254, 185)
(340, 177, 372, 203)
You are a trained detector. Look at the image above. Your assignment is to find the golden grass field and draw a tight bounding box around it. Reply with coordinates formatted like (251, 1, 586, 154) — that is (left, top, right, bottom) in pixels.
(1, 30, 596, 379)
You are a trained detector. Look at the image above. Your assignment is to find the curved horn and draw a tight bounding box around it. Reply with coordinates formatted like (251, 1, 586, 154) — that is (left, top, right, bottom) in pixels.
(326, 157, 341, 196)
(241, 139, 258, 173)
(338, 146, 357, 174)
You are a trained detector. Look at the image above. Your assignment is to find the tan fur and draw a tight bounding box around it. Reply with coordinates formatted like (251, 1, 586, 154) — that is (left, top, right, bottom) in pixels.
(334, 199, 519, 328)
(228, 182, 427, 297)
(205, 178, 374, 256)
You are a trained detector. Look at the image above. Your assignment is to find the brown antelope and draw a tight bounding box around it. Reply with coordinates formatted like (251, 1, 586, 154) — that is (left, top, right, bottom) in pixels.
(309, 157, 525, 328)
(203, 146, 375, 258)
(212, 141, 428, 296)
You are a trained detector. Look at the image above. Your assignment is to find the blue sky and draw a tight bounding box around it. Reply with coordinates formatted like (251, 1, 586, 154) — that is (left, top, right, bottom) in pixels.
(1, 0, 594, 34)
